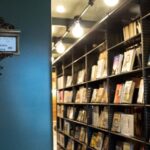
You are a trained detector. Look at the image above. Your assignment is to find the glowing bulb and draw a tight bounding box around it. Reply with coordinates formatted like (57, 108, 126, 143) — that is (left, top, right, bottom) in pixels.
(104, 0, 119, 7)
(56, 40, 65, 54)
(72, 20, 84, 38)
(56, 5, 65, 13)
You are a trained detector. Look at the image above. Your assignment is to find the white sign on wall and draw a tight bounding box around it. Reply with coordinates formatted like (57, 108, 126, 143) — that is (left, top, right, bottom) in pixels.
(0, 36, 16, 52)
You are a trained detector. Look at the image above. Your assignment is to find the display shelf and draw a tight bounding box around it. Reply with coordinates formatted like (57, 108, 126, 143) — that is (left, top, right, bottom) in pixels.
(141, 12, 150, 20)
(110, 131, 146, 145)
(57, 142, 66, 150)
(109, 68, 142, 79)
(109, 103, 145, 107)
(64, 118, 87, 126)
(88, 125, 109, 133)
(107, 33, 141, 52)
(54, 0, 150, 149)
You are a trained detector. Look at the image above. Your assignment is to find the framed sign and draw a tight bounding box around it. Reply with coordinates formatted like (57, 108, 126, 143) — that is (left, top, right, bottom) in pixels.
(0, 29, 20, 55)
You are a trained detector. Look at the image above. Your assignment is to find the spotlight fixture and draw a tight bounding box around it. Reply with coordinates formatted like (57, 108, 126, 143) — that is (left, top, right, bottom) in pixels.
(104, 0, 119, 7)
(56, 40, 65, 54)
(56, 5, 65, 13)
(72, 20, 84, 38)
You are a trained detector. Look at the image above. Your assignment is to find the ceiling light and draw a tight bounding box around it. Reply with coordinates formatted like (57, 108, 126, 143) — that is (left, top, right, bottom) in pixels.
(104, 0, 119, 7)
(56, 5, 65, 13)
(72, 20, 84, 38)
(56, 40, 65, 54)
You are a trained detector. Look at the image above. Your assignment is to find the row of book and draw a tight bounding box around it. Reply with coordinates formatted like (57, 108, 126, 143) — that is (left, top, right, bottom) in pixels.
(112, 45, 142, 75)
(123, 20, 141, 41)
(57, 78, 143, 104)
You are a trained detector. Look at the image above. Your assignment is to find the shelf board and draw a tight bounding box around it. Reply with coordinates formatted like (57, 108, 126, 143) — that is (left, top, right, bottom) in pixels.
(109, 68, 142, 78)
(110, 131, 146, 144)
(144, 66, 150, 70)
(88, 103, 109, 106)
(64, 63, 72, 69)
(88, 125, 109, 133)
(64, 118, 87, 126)
(145, 105, 150, 107)
(63, 85, 74, 90)
(86, 77, 107, 84)
(141, 13, 150, 20)
(73, 54, 86, 64)
(88, 146, 96, 150)
(58, 129, 87, 146)
(73, 82, 87, 87)
(108, 34, 141, 52)
(109, 103, 145, 107)
(57, 102, 74, 105)
(57, 73, 63, 77)
(86, 42, 106, 56)
(57, 142, 66, 150)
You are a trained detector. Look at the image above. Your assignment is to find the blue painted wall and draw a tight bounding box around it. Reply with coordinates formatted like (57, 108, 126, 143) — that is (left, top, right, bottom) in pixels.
(0, 0, 51, 150)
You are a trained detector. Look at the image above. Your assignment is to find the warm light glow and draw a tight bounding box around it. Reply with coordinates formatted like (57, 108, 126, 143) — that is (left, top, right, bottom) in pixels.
(56, 40, 65, 54)
(72, 20, 84, 38)
(104, 0, 119, 7)
(56, 5, 65, 13)
(51, 56, 54, 63)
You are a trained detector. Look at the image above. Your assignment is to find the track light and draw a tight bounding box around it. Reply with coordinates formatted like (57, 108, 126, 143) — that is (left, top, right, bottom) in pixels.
(56, 40, 65, 54)
(104, 0, 119, 7)
(72, 20, 84, 38)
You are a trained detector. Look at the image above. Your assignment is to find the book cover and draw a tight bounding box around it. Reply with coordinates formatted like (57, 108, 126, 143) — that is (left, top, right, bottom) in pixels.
(96, 87, 104, 103)
(121, 114, 134, 137)
(137, 79, 144, 103)
(102, 136, 109, 150)
(92, 106, 99, 127)
(114, 84, 123, 104)
(112, 55, 120, 75)
(99, 107, 108, 129)
(122, 49, 136, 72)
(91, 89, 98, 103)
(79, 127, 86, 142)
(121, 81, 135, 104)
(123, 142, 133, 150)
(66, 76, 72, 87)
(91, 65, 98, 80)
(111, 112, 121, 132)
(77, 69, 85, 84)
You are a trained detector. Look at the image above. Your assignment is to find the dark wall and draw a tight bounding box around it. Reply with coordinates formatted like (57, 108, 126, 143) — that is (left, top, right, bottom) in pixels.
(0, 0, 51, 150)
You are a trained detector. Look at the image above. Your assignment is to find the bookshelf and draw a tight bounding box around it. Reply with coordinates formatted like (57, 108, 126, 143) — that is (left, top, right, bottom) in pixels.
(53, 0, 150, 149)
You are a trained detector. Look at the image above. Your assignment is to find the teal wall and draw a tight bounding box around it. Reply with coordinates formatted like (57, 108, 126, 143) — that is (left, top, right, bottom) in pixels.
(0, 0, 52, 150)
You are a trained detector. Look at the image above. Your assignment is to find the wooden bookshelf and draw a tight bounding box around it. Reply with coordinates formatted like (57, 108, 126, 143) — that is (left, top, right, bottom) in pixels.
(53, 0, 150, 149)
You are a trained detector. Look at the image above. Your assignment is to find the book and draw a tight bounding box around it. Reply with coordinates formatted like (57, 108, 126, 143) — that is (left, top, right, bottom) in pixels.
(115, 142, 123, 150)
(74, 126, 80, 139)
(99, 107, 109, 129)
(114, 84, 124, 103)
(92, 106, 99, 127)
(91, 65, 98, 80)
(67, 106, 74, 119)
(97, 51, 107, 78)
(121, 81, 135, 104)
(96, 87, 104, 103)
(112, 54, 124, 75)
(90, 132, 104, 150)
(123, 142, 133, 150)
(57, 76, 64, 89)
(77, 69, 85, 84)
(111, 112, 121, 132)
(91, 89, 98, 103)
(121, 114, 134, 137)
(66, 76, 72, 87)
(64, 121, 70, 135)
(79, 127, 86, 142)
(101, 82, 108, 103)
(102, 136, 109, 150)
(66, 139, 74, 150)
(64, 91, 73, 103)
(137, 79, 144, 103)
(86, 88, 93, 103)
(75, 87, 87, 103)
(122, 49, 136, 72)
